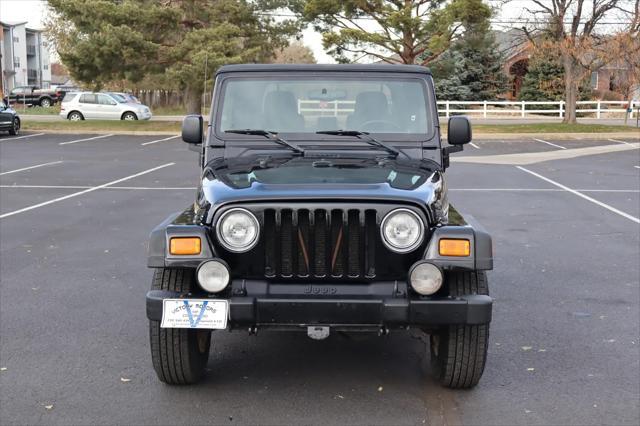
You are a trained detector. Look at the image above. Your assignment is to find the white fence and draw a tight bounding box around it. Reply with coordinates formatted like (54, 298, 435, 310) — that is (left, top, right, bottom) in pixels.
(298, 99, 638, 119)
(438, 100, 638, 119)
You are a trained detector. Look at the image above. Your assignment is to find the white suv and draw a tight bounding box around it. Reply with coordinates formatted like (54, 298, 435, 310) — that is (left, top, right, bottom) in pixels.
(60, 92, 152, 121)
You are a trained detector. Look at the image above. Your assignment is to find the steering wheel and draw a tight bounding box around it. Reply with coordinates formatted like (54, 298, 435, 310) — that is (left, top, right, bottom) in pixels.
(358, 120, 403, 132)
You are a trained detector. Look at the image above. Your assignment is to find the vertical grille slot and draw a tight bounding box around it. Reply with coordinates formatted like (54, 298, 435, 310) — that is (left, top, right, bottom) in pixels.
(330, 210, 345, 277)
(313, 210, 327, 277)
(296, 210, 310, 277)
(364, 210, 377, 278)
(264, 209, 276, 277)
(280, 210, 293, 277)
(347, 210, 361, 277)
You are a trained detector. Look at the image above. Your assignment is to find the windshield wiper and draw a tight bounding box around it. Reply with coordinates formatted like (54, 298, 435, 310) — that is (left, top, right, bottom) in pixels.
(225, 129, 305, 155)
(316, 130, 402, 158)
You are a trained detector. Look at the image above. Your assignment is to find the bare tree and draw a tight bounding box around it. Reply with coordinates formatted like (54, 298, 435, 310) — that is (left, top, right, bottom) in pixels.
(524, 0, 633, 124)
(272, 41, 316, 64)
(607, 0, 640, 123)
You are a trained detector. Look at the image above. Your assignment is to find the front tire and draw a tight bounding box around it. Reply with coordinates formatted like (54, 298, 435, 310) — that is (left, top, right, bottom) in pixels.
(430, 271, 490, 389)
(149, 268, 211, 385)
(8, 118, 20, 135)
(122, 112, 138, 121)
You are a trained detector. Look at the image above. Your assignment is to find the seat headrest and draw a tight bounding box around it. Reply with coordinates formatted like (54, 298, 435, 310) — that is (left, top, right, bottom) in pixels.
(264, 91, 298, 113)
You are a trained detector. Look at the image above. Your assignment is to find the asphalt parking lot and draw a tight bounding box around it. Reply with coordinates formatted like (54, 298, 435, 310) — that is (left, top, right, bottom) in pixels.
(0, 132, 638, 425)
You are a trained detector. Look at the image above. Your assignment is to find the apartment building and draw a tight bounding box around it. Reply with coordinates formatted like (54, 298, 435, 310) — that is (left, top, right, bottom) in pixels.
(1, 20, 51, 93)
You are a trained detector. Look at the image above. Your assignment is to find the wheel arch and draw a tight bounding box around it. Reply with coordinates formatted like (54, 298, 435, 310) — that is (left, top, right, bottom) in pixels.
(121, 111, 138, 120)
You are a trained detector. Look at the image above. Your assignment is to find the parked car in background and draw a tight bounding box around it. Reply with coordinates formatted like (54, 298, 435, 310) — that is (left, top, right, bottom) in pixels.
(0, 101, 20, 135)
(109, 92, 141, 104)
(60, 92, 152, 121)
(54, 85, 82, 100)
(5, 85, 60, 107)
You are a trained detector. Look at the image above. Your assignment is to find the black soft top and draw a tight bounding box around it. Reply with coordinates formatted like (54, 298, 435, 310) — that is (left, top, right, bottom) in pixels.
(216, 63, 431, 75)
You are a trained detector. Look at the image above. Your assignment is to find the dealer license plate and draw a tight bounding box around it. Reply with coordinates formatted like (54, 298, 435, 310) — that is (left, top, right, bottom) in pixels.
(161, 299, 229, 329)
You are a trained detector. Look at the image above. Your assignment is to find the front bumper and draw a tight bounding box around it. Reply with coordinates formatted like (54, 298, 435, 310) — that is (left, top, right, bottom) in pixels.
(146, 281, 492, 328)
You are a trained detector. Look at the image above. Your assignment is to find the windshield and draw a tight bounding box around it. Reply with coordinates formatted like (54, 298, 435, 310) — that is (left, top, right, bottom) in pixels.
(215, 157, 431, 190)
(218, 77, 431, 137)
(110, 93, 127, 103)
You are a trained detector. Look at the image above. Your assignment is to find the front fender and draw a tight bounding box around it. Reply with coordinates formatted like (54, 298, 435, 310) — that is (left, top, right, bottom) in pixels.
(147, 207, 217, 268)
(423, 214, 493, 271)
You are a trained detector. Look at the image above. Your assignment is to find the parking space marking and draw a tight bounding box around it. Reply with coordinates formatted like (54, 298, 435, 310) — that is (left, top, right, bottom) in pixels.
(533, 138, 567, 150)
(141, 135, 180, 146)
(517, 166, 640, 224)
(0, 163, 174, 219)
(59, 134, 114, 145)
(0, 161, 62, 176)
(0, 133, 46, 141)
(635, 166, 640, 169)
(469, 142, 480, 149)
(0, 185, 194, 190)
(608, 138, 635, 146)
(450, 188, 639, 193)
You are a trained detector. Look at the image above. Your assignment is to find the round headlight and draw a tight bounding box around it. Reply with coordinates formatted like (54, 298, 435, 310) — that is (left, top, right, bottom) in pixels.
(216, 208, 260, 252)
(197, 259, 230, 293)
(409, 261, 443, 295)
(380, 208, 424, 253)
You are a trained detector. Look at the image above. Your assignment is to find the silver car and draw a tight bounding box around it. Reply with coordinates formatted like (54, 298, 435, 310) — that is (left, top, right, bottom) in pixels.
(60, 92, 152, 121)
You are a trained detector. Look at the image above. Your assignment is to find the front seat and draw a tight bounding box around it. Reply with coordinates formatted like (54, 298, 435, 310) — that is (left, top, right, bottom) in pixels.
(263, 91, 305, 132)
(346, 91, 390, 129)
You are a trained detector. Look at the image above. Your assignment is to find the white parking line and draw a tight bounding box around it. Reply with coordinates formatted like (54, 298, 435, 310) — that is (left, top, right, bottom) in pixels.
(0, 185, 194, 190)
(1, 133, 46, 141)
(0, 163, 174, 219)
(635, 166, 640, 169)
(608, 138, 634, 146)
(0, 161, 62, 176)
(59, 134, 114, 145)
(450, 188, 639, 193)
(469, 142, 480, 149)
(517, 166, 640, 224)
(141, 135, 180, 146)
(533, 138, 567, 150)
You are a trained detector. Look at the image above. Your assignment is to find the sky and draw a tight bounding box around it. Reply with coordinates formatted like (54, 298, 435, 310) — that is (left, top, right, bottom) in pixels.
(0, 0, 633, 64)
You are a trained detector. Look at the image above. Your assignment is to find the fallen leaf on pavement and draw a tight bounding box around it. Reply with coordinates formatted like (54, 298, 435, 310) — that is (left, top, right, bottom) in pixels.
(44, 404, 54, 410)
(521, 346, 532, 351)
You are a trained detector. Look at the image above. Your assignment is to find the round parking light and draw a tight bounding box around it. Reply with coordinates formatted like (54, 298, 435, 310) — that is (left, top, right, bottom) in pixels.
(197, 259, 230, 293)
(409, 262, 443, 295)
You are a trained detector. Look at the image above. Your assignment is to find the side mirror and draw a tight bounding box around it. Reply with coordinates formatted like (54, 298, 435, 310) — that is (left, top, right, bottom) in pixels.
(447, 116, 472, 145)
(182, 114, 203, 144)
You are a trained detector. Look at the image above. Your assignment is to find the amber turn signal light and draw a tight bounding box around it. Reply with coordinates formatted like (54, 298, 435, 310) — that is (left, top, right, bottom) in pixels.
(439, 239, 470, 257)
(170, 237, 201, 255)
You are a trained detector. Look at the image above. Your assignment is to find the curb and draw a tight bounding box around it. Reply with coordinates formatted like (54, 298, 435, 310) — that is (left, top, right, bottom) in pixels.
(464, 132, 639, 140)
(20, 129, 179, 136)
(18, 129, 639, 140)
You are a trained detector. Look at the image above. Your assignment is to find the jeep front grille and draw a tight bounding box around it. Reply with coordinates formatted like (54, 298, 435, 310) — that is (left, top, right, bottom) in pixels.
(262, 208, 378, 279)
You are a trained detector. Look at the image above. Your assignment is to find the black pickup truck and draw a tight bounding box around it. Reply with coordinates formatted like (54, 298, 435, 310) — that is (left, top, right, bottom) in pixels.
(4, 85, 60, 108)
(146, 64, 493, 389)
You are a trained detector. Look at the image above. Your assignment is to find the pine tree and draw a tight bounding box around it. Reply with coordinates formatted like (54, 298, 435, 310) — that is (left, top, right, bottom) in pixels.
(430, 26, 508, 101)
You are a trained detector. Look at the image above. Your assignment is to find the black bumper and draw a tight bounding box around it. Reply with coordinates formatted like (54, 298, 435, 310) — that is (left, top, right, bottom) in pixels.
(146, 287, 492, 328)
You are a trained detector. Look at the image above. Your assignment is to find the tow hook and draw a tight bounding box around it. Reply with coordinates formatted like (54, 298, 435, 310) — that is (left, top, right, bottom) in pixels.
(307, 326, 330, 340)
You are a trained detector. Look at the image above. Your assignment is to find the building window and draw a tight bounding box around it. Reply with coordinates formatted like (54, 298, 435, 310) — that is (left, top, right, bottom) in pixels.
(590, 71, 598, 89)
(13, 36, 19, 43)
(14, 57, 20, 67)
(44, 64, 49, 70)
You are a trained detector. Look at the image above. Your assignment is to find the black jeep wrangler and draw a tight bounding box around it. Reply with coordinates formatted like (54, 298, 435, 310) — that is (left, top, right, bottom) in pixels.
(146, 64, 493, 389)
